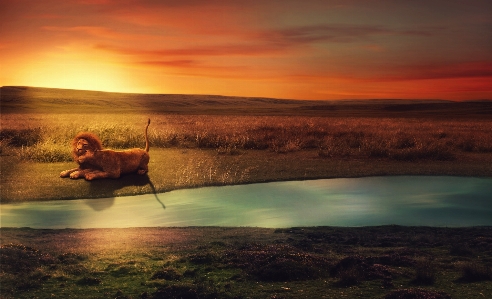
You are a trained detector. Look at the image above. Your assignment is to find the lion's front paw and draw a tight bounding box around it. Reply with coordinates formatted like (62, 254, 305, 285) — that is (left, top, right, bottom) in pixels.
(70, 171, 82, 179)
(60, 170, 70, 178)
(85, 173, 95, 181)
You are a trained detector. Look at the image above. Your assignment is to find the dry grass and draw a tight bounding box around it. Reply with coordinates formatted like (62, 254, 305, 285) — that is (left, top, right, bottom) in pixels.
(2, 113, 492, 202)
(2, 113, 492, 163)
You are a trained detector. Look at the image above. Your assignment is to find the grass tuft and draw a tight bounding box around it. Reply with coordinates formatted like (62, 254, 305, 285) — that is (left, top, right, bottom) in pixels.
(385, 288, 451, 299)
(151, 267, 183, 281)
(412, 259, 436, 285)
(459, 262, 492, 282)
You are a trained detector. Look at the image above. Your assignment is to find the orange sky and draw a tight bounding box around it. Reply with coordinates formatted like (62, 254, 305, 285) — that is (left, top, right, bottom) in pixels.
(1, 0, 491, 100)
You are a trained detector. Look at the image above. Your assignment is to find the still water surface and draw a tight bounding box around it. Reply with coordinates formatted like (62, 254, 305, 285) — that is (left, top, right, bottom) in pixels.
(1, 176, 491, 229)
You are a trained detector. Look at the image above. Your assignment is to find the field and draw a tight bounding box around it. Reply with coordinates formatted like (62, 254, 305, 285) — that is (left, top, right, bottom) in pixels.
(1, 86, 492, 298)
(2, 87, 492, 202)
(3, 113, 492, 163)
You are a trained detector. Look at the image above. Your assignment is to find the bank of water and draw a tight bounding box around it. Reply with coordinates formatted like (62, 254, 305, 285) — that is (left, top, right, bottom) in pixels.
(1, 176, 491, 229)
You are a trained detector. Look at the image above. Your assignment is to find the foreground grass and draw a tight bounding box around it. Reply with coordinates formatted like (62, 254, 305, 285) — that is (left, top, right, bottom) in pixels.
(1, 226, 491, 299)
(2, 148, 492, 203)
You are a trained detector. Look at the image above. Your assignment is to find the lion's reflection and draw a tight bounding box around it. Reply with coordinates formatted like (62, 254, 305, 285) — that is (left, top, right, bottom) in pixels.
(85, 197, 115, 211)
(84, 174, 164, 211)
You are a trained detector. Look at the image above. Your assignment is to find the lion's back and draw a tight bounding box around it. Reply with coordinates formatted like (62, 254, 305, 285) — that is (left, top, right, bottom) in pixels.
(106, 148, 149, 174)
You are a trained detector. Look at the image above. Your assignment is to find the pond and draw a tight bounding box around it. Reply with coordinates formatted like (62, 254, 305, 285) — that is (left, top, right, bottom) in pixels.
(1, 176, 491, 229)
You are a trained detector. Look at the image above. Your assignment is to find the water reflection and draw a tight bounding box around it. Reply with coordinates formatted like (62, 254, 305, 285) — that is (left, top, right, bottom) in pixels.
(84, 173, 159, 210)
(1, 176, 491, 228)
(83, 174, 165, 211)
(85, 197, 115, 211)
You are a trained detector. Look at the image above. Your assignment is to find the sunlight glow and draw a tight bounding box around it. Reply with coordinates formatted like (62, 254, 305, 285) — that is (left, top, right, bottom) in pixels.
(15, 48, 136, 93)
(1, 1, 491, 99)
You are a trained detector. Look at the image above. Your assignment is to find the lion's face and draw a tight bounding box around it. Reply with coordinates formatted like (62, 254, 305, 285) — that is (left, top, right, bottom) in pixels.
(71, 132, 103, 165)
(76, 138, 90, 156)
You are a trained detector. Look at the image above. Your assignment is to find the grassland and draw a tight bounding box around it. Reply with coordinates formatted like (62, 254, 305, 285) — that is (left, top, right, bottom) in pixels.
(3, 113, 492, 163)
(1, 87, 492, 202)
(1, 87, 492, 298)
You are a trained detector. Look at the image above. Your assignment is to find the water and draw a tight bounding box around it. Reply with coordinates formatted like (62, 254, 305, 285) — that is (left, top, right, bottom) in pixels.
(1, 176, 491, 229)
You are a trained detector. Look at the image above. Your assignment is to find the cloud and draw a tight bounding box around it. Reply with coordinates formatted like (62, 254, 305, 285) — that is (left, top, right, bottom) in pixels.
(23, 13, 66, 19)
(257, 24, 432, 45)
(77, 0, 112, 4)
(384, 62, 492, 81)
(138, 60, 197, 68)
(137, 59, 259, 80)
(42, 26, 145, 41)
(91, 22, 441, 83)
(272, 61, 492, 85)
(95, 42, 285, 58)
(77, 0, 260, 8)
(95, 23, 432, 59)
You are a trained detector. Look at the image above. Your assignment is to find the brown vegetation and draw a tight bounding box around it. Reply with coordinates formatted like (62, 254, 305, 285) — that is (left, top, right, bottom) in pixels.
(2, 87, 492, 201)
(1, 86, 492, 164)
(2, 114, 492, 163)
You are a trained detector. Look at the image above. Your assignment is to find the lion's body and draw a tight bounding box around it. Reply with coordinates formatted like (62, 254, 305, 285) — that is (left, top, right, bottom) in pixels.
(60, 119, 151, 181)
(77, 148, 150, 180)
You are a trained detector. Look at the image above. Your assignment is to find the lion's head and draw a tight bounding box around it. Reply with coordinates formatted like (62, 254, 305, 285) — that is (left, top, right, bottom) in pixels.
(71, 132, 103, 164)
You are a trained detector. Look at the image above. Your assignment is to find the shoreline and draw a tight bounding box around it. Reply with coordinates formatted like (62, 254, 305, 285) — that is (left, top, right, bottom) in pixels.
(2, 148, 492, 203)
(3, 175, 491, 229)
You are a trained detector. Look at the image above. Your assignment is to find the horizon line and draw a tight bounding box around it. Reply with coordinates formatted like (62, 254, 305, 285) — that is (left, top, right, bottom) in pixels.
(2, 85, 491, 103)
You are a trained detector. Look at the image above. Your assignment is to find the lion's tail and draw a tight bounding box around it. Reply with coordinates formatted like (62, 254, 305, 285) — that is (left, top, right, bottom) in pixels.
(144, 118, 150, 152)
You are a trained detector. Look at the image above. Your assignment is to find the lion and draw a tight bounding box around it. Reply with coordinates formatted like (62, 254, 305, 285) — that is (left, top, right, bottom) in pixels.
(60, 119, 150, 181)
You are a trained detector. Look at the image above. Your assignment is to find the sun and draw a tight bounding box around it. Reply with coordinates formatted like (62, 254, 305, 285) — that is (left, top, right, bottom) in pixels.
(13, 46, 135, 93)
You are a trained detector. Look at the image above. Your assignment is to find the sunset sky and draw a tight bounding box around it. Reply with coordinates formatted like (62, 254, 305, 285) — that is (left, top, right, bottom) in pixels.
(1, 0, 491, 100)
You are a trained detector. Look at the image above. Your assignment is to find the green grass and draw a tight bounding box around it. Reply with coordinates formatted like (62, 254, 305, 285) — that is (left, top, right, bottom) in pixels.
(1, 226, 492, 299)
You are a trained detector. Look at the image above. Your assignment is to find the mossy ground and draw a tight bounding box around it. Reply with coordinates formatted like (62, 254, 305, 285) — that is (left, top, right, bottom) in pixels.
(1, 226, 492, 299)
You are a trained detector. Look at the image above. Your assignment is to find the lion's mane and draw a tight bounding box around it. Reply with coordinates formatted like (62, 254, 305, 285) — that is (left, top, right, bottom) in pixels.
(71, 132, 103, 162)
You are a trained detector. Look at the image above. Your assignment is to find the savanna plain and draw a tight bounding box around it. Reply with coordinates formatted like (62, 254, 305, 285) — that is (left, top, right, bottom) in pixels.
(1, 86, 492, 298)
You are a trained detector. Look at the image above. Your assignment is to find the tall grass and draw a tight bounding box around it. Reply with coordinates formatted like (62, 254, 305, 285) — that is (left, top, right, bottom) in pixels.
(459, 262, 492, 282)
(412, 259, 436, 285)
(1, 113, 492, 162)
